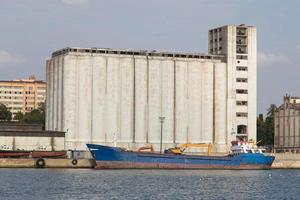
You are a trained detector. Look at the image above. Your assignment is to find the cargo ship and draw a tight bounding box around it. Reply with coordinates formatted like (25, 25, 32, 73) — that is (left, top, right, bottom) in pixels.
(87, 141, 275, 169)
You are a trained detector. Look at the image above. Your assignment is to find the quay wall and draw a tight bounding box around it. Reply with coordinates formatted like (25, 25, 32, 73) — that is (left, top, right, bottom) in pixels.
(0, 158, 94, 168)
(0, 153, 300, 169)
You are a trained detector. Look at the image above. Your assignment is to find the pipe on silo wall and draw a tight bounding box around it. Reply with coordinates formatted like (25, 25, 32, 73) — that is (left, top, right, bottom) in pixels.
(289, 109, 295, 147)
(174, 61, 188, 144)
(52, 57, 58, 131)
(49, 59, 54, 131)
(214, 63, 227, 151)
(57, 56, 63, 131)
(279, 109, 284, 146)
(147, 58, 161, 145)
(77, 56, 92, 149)
(62, 55, 78, 150)
(119, 57, 134, 145)
(201, 62, 214, 143)
(134, 58, 148, 144)
(161, 60, 175, 146)
(91, 56, 107, 144)
(45, 60, 50, 130)
(284, 106, 289, 147)
(187, 61, 202, 143)
(106, 57, 120, 143)
(295, 111, 300, 147)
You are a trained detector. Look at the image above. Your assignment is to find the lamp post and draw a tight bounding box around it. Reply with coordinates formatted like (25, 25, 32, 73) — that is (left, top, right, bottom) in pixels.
(159, 116, 165, 153)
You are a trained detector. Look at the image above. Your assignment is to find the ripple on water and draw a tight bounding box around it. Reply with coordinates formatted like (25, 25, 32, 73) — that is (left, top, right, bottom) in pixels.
(0, 169, 299, 200)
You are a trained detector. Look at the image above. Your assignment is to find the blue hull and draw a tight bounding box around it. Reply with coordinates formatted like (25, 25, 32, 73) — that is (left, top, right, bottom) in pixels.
(87, 144, 275, 169)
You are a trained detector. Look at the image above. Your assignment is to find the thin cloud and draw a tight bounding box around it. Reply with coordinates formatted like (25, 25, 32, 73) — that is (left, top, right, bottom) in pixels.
(0, 50, 25, 66)
(297, 44, 300, 52)
(61, 0, 89, 6)
(258, 52, 291, 67)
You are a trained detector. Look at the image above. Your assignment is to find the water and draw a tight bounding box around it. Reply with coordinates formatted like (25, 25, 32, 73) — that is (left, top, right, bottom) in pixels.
(0, 169, 299, 200)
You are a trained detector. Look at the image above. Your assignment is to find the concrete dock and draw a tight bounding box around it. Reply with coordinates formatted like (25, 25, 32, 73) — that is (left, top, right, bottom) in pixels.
(270, 153, 300, 169)
(0, 158, 94, 168)
(0, 153, 300, 169)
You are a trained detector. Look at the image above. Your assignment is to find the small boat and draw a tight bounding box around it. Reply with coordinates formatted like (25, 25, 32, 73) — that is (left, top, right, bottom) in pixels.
(0, 145, 30, 158)
(0, 150, 31, 158)
(31, 151, 67, 158)
(87, 141, 275, 170)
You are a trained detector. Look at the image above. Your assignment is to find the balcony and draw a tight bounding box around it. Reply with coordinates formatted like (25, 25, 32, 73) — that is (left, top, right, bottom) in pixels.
(236, 28, 247, 36)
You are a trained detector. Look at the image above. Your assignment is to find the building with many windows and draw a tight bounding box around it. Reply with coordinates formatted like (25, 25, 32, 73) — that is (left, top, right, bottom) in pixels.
(208, 24, 257, 142)
(0, 75, 46, 117)
(46, 24, 256, 152)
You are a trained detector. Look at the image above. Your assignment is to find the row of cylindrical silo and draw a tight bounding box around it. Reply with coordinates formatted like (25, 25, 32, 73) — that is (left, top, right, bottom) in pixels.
(275, 107, 300, 148)
(46, 52, 228, 151)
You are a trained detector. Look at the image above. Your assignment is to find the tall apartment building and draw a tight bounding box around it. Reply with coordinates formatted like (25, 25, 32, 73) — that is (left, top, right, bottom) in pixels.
(0, 75, 46, 117)
(46, 24, 257, 152)
(209, 24, 257, 143)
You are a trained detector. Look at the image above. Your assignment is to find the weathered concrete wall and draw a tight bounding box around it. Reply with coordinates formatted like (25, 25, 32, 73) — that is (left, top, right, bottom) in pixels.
(271, 153, 300, 169)
(209, 25, 257, 143)
(0, 136, 64, 151)
(0, 130, 65, 151)
(274, 96, 300, 148)
(47, 52, 232, 152)
(0, 158, 93, 168)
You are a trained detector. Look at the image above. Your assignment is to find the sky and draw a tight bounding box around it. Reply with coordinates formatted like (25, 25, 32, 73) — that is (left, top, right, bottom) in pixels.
(0, 0, 299, 114)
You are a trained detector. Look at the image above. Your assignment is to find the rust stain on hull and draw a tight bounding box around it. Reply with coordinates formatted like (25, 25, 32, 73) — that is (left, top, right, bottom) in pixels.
(95, 161, 271, 170)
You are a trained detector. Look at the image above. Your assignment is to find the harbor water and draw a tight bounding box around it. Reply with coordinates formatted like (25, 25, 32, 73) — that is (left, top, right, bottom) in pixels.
(0, 169, 299, 200)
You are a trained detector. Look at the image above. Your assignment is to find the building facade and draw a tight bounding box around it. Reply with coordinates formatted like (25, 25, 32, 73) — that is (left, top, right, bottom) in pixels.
(0, 124, 65, 151)
(46, 24, 257, 152)
(0, 76, 46, 117)
(274, 96, 300, 148)
(209, 24, 257, 143)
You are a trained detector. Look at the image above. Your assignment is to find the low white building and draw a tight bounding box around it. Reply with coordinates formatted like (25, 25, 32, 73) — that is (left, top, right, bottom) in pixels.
(46, 24, 257, 152)
(0, 124, 65, 151)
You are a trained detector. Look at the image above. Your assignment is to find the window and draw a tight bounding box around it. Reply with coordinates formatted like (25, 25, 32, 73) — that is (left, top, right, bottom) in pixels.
(237, 125, 247, 134)
(236, 55, 248, 59)
(236, 78, 248, 83)
(236, 66, 248, 71)
(236, 112, 248, 117)
(236, 101, 248, 106)
(236, 89, 248, 94)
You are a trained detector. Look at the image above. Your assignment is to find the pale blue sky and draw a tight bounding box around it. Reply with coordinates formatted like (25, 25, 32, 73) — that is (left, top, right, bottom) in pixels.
(0, 0, 299, 114)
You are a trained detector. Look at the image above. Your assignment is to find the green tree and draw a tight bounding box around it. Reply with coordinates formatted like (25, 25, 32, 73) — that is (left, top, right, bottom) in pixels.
(257, 104, 276, 146)
(22, 102, 45, 126)
(264, 104, 276, 145)
(0, 103, 12, 121)
(257, 114, 266, 145)
(13, 111, 24, 122)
